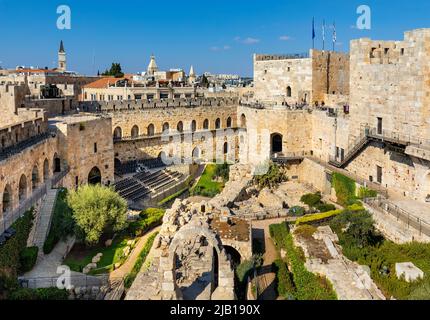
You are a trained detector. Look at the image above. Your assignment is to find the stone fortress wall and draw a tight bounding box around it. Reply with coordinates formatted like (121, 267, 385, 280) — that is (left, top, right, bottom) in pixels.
(1, 28, 430, 233)
(349, 28, 430, 141)
(108, 102, 239, 163)
(253, 50, 350, 105)
(248, 28, 430, 203)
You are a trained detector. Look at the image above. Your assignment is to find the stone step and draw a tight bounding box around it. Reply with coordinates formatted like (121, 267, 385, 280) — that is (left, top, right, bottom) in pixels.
(32, 188, 59, 253)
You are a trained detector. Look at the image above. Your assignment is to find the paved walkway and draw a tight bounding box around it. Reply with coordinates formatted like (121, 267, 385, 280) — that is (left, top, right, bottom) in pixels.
(389, 197, 430, 223)
(109, 226, 160, 280)
(252, 218, 286, 300)
(31, 189, 58, 253)
(24, 236, 75, 279)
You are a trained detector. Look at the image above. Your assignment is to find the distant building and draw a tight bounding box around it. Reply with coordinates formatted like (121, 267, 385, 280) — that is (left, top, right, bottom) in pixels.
(58, 40, 67, 72)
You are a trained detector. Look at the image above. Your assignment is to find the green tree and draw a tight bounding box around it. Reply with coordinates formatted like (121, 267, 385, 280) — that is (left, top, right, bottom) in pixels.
(253, 162, 287, 189)
(67, 185, 127, 245)
(102, 63, 124, 78)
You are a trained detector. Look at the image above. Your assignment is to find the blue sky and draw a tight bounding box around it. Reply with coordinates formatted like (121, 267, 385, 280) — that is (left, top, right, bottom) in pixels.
(0, 0, 429, 77)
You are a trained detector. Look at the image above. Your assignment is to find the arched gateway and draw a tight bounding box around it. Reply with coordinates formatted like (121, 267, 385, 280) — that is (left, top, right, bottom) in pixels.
(160, 221, 235, 300)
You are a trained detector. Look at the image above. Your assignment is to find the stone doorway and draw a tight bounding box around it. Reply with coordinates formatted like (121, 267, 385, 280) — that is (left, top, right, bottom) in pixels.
(88, 166, 102, 185)
(271, 133, 283, 154)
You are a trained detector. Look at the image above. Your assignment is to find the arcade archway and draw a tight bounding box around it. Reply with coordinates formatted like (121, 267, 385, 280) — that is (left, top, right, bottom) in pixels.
(88, 167, 102, 185)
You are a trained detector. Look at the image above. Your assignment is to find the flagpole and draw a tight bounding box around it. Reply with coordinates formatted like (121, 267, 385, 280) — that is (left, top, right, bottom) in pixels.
(312, 17, 315, 50)
(322, 19, 325, 51)
(332, 21, 336, 51)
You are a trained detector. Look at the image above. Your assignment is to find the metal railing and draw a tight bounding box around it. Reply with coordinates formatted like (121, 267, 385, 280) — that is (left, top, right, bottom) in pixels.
(364, 197, 430, 238)
(0, 168, 69, 235)
(272, 151, 314, 161)
(310, 156, 389, 198)
(329, 127, 430, 167)
(367, 128, 430, 147)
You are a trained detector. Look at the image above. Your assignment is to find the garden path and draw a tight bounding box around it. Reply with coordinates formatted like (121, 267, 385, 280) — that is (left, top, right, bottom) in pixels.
(109, 226, 161, 280)
(252, 218, 286, 300)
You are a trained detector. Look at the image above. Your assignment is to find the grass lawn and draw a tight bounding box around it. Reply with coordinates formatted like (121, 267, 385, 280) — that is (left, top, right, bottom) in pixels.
(63, 208, 164, 275)
(63, 234, 134, 275)
(191, 164, 225, 197)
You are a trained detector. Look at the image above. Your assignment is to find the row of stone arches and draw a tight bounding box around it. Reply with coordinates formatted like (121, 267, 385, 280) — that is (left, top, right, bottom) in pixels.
(113, 116, 237, 139)
(2, 154, 62, 215)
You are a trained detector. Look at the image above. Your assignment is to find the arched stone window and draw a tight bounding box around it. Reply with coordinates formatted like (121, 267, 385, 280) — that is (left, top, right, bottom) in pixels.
(177, 121, 184, 133)
(226, 117, 232, 128)
(113, 127, 122, 139)
(203, 119, 209, 130)
(191, 120, 197, 132)
(223, 142, 228, 154)
(53, 153, 61, 173)
(240, 114, 246, 127)
(131, 125, 139, 138)
(287, 86, 292, 97)
(32, 165, 39, 190)
(43, 159, 49, 182)
(19, 175, 27, 203)
(88, 167, 102, 185)
(162, 122, 170, 133)
(2, 184, 12, 214)
(215, 118, 221, 129)
(192, 147, 201, 164)
(147, 124, 155, 136)
(271, 133, 283, 154)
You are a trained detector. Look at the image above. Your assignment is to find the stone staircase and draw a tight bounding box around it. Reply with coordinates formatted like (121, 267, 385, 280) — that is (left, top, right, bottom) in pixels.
(31, 188, 59, 254)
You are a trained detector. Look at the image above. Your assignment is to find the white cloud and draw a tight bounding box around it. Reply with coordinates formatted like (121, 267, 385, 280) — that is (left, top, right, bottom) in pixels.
(210, 45, 231, 52)
(279, 35, 292, 41)
(242, 37, 260, 44)
(235, 37, 260, 45)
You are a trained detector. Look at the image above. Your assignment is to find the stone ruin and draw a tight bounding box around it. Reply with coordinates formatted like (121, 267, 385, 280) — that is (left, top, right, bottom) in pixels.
(125, 164, 257, 300)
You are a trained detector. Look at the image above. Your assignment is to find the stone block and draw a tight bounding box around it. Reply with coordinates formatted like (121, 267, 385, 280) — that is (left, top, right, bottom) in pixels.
(395, 262, 424, 283)
(161, 282, 176, 292)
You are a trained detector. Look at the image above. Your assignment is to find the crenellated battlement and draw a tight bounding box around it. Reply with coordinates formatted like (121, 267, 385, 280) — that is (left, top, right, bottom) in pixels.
(80, 97, 240, 113)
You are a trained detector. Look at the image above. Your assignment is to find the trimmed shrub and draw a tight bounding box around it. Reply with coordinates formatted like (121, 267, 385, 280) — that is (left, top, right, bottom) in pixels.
(316, 203, 336, 213)
(129, 208, 165, 237)
(273, 259, 296, 300)
(300, 192, 322, 208)
(19, 246, 39, 273)
(124, 232, 158, 288)
(289, 206, 306, 217)
(295, 209, 343, 226)
(214, 163, 230, 181)
(35, 287, 69, 300)
(295, 204, 365, 226)
(358, 187, 378, 199)
(270, 223, 337, 300)
(269, 222, 290, 246)
(332, 173, 356, 206)
(8, 287, 68, 300)
(0, 209, 34, 277)
(8, 288, 38, 300)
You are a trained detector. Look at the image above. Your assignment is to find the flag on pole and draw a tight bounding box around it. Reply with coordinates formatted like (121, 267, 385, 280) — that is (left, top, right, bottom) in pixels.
(332, 21, 337, 51)
(322, 19, 326, 51)
(312, 17, 316, 49)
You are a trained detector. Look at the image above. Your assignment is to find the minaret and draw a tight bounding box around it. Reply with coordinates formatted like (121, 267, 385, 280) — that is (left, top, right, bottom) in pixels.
(58, 40, 66, 72)
(188, 65, 196, 85)
(147, 54, 158, 76)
